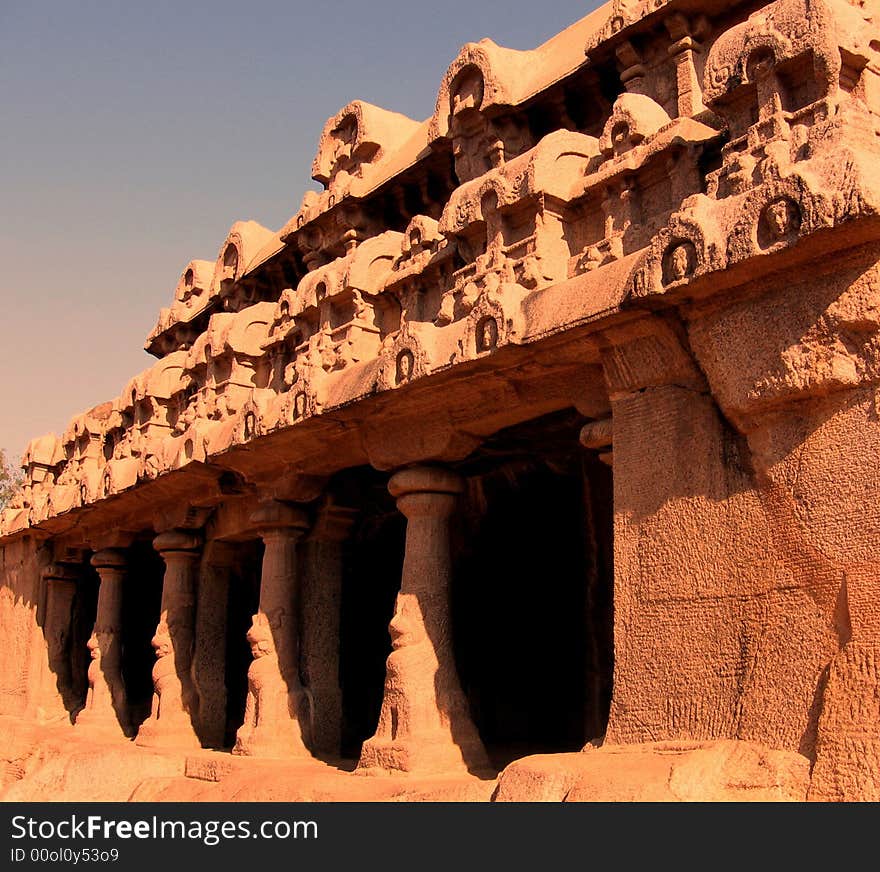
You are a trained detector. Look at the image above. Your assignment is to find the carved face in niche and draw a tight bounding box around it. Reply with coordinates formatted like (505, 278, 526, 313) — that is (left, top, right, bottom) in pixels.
(761, 198, 800, 244)
(663, 241, 696, 284)
(293, 391, 307, 420)
(395, 349, 414, 385)
(477, 316, 498, 352)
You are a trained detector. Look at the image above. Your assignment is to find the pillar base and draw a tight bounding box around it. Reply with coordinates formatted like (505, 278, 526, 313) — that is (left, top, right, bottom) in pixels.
(74, 709, 132, 741)
(357, 733, 489, 776)
(135, 714, 201, 750)
(232, 726, 310, 759)
(232, 684, 312, 759)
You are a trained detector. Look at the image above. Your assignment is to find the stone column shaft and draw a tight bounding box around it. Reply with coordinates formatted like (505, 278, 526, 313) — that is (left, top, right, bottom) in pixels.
(234, 501, 311, 757)
(135, 530, 201, 749)
(301, 506, 357, 756)
(75, 550, 131, 737)
(358, 466, 488, 775)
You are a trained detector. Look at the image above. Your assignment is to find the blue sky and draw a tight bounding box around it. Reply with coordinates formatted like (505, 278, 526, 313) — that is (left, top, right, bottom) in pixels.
(0, 0, 600, 462)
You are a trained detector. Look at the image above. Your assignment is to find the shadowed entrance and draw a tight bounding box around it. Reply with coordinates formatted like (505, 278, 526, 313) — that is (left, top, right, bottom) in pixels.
(451, 411, 614, 770)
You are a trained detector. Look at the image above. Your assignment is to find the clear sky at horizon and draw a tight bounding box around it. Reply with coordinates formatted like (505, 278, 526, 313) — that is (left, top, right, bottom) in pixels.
(0, 0, 601, 464)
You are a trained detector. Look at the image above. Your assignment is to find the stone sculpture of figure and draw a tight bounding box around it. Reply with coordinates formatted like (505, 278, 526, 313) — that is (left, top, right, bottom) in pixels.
(669, 244, 692, 282)
(764, 199, 797, 241)
(396, 350, 414, 385)
(237, 612, 278, 744)
(477, 317, 499, 353)
(140, 616, 198, 743)
(235, 610, 311, 756)
(293, 392, 307, 420)
(244, 411, 257, 440)
(147, 621, 180, 723)
(84, 631, 106, 710)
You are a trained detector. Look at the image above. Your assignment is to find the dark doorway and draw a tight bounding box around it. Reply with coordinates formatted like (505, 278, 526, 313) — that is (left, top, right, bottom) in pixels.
(451, 411, 614, 769)
(120, 538, 164, 730)
(336, 469, 406, 761)
(222, 540, 262, 747)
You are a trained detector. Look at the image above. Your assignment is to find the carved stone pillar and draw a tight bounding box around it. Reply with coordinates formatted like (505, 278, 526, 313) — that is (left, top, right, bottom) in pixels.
(135, 530, 201, 749)
(358, 466, 488, 775)
(233, 501, 311, 758)
(193, 540, 235, 749)
(664, 13, 706, 118)
(35, 563, 78, 722)
(75, 549, 131, 738)
(301, 504, 358, 756)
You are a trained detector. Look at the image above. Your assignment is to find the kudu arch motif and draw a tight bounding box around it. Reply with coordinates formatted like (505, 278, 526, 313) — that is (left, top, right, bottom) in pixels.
(3, 0, 880, 801)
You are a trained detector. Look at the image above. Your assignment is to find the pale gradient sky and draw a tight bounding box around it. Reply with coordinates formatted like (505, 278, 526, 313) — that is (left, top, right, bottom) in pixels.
(0, 0, 599, 464)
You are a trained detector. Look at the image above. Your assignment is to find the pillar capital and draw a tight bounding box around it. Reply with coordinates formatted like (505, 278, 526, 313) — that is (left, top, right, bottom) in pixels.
(90, 548, 127, 571)
(153, 529, 202, 556)
(388, 465, 464, 500)
(309, 503, 359, 543)
(42, 562, 82, 582)
(250, 500, 310, 537)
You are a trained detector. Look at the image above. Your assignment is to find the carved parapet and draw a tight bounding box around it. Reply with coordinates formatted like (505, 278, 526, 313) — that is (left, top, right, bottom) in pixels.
(211, 221, 275, 312)
(211, 394, 269, 454)
(629, 196, 726, 300)
(703, 0, 875, 110)
(99, 456, 140, 499)
(145, 259, 215, 357)
(263, 234, 402, 390)
(278, 104, 422, 266)
(430, 38, 541, 143)
(376, 322, 436, 392)
(449, 281, 525, 365)
(585, 0, 678, 56)
(438, 130, 605, 315)
(184, 303, 273, 425)
(387, 216, 451, 286)
(22, 434, 63, 487)
(167, 420, 217, 470)
(630, 159, 878, 305)
(45, 484, 79, 517)
(312, 100, 421, 193)
(702, 0, 880, 197)
(598, 93, 673, 159)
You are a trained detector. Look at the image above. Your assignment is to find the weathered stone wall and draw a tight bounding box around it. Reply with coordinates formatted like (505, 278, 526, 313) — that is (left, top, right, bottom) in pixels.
(0, 537, 48, 718)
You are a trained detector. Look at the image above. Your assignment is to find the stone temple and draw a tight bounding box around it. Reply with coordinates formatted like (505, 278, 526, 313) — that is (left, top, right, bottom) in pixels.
(2, 0, 879, 802)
